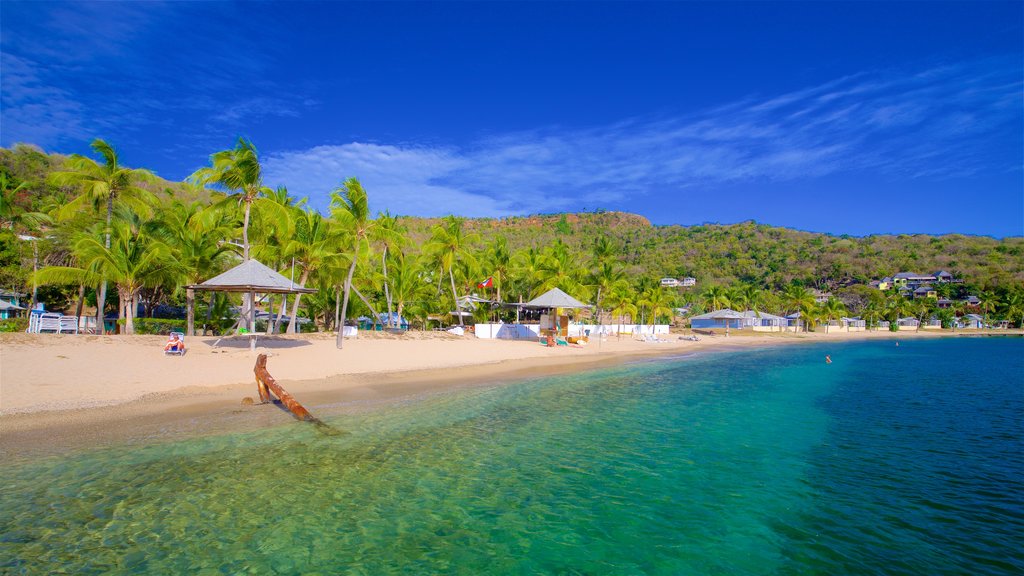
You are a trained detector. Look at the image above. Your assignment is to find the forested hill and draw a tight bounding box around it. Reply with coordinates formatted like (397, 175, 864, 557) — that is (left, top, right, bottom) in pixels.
(2, 143, 1022, 292)
(402, 212, 1024, 291)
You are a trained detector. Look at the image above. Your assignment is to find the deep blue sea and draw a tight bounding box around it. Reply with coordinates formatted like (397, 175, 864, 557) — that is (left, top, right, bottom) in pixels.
(2, 337, 1022, 575)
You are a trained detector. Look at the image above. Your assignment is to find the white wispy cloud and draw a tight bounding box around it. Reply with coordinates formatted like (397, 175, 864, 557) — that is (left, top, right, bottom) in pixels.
(264, 59, 1022, 218)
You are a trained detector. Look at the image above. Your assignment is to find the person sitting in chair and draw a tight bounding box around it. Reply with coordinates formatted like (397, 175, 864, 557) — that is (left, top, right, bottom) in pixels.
(164, 332, 185, 353)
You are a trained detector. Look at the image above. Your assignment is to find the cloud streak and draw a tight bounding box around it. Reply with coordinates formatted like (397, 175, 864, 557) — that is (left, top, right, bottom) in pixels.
(264, 58, 1022, 218)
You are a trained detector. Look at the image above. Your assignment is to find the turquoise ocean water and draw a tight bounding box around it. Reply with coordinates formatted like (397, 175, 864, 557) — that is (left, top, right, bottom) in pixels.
(2, 337, 1022, 575)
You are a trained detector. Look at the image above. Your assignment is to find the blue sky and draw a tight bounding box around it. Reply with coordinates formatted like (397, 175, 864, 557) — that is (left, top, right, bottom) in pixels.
(2, 1, 1021, 237)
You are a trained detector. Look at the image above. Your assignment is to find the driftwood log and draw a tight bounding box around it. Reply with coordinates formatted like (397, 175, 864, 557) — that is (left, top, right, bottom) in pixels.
(254, 353, 318, 423)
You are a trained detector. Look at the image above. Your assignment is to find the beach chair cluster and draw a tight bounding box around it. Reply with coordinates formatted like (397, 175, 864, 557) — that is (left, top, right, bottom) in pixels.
(26, 312, 80, 334)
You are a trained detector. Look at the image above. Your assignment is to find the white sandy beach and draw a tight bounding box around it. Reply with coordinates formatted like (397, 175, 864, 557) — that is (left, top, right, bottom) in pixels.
(0, 328, 987, 456)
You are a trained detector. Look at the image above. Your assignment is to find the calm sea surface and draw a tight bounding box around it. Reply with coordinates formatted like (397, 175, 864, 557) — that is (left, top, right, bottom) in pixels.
(2, 337, 1022, 575)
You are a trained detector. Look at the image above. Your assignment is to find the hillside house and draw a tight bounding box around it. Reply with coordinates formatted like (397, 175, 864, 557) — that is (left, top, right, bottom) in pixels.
(660, 278, 680, 288)
(681, 277, 696, 287)
(913, 285, 937, 299)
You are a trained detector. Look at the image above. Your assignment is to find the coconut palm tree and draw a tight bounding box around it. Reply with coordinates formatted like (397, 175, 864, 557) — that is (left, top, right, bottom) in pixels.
(589, 260, 625, 328)
(156, 200, 235, 335)
(819, 297, 847, 333)
(371, 211, 406, 327)
(700, 285, 730, 311)
(49, 139, 157, 333)
(386, 252, 428, 328)
(35, 217, 177, 334)
(425, 216, 479, 327)
(331, 177, 374, 348)
(0, 173, 51, 231)
(189, 138, 271, 262)
(605, 279, 637, 339)
(536, 240, 590, 299)
(637, 286, 674, 330)
(483, 235, 511, 304)
(1000, 290, 1024, 329)
(284, 208, 339, 334)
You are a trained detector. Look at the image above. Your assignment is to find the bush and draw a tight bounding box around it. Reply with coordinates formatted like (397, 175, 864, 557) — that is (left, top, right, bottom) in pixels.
(118, 317, 187, 335)
(0, 317, 28, 332)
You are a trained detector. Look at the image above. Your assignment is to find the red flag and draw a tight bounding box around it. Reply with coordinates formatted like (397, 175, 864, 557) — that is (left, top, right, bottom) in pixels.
(477, 276, 494, 288)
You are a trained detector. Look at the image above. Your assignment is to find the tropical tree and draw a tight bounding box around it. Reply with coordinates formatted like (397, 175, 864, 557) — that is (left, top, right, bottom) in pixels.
(331, 177, 374, 348)
(0, 173, 50, 231)
(49, 139, 156, 333)
(425, 215, 479, 327)
(284, 208, 339, 334)
(637, 285, 674, 329)
(536, 240, 589, 299)
(35, 217, 177, 334)
(483, 235, 512, 304)
(700, 285, 730, 311)
(157, 200, 235, 335)
(819, 297, 847, 333)
(604, 279, 637, 338)
(386, 252, 428, 327)
(189, 138, 272, 262)
(589, 260, 625, 327)
(1000, 290, 1024, 328)
(371, 211, 406, 327)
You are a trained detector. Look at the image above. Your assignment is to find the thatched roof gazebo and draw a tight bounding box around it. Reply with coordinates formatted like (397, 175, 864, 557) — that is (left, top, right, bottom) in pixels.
(186, 259, 315, 346)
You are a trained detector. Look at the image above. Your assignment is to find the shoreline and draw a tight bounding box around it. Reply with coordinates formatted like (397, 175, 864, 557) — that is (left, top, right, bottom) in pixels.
(0, 329, 1007, 459)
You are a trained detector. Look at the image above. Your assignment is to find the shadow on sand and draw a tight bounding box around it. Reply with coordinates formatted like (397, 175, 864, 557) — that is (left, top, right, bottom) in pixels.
(200, 336, 314, 350)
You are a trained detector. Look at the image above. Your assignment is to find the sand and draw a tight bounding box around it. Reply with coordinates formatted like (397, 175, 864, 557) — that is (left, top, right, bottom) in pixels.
(0, 328, 967, 457)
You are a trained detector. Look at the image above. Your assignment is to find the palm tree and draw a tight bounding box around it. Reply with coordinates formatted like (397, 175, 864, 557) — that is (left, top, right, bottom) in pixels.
(605, 279, 637, 339)
(700, 285, 730, 311)
(885, 291, 911, 331)
(483, 236, 512, 304)
(284, 208, 339, 334)
(35, 217, 177, 334)
(638, 286, 674, 330)
(371, 211, 406, 327)
(0, 173, 50, 231)
(425, 215, 479, 327)
(189, 138, 270, 262)
(589, 260, 625, 328)
(819, 297, 847, 333)
(331, 177, 374, 348)
(156, 201, 234, 335)
(536, 240, 590, 299)
(783, 285, 816, 331)
(386, 252, 428, 328)
(49, 139, 156, 334)
(1000, 290, 1024, 329)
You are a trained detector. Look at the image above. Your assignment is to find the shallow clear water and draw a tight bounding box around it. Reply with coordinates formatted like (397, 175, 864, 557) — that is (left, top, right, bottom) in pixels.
(2, 338, 1022, 575)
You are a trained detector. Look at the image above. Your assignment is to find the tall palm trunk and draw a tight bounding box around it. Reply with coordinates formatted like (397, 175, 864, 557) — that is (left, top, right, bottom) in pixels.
(449, 268, 462, 326)
(75, 284, 86, 319)
(241, 198, 252, 330)
(204, 293, 215, 335)
(383, 249, 394, 327)
(96, 196, 113, 334)
(336, 258, 358, 349)
(287, 270, 310, 334)
(275, 295, 288, 334)
(186, 287, 195, 336)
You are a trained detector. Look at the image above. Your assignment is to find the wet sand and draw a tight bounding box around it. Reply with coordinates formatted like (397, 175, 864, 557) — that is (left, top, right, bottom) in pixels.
(0, 329, 972, 458)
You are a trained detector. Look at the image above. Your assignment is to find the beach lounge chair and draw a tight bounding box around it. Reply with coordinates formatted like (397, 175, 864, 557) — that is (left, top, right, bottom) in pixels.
(164, 332, 186, 356)
(58, 316, 78, 334)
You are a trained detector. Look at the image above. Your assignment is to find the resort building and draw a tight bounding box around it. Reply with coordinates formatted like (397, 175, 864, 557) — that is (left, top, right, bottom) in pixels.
(680, 277, 696, 287)
(0, 289, 26, 320)
(660, 278, 680, 288)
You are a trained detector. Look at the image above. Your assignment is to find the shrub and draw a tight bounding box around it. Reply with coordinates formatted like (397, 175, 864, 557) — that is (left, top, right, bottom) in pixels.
(0, 317, 28, 332)
(118, 318, 187, 335)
